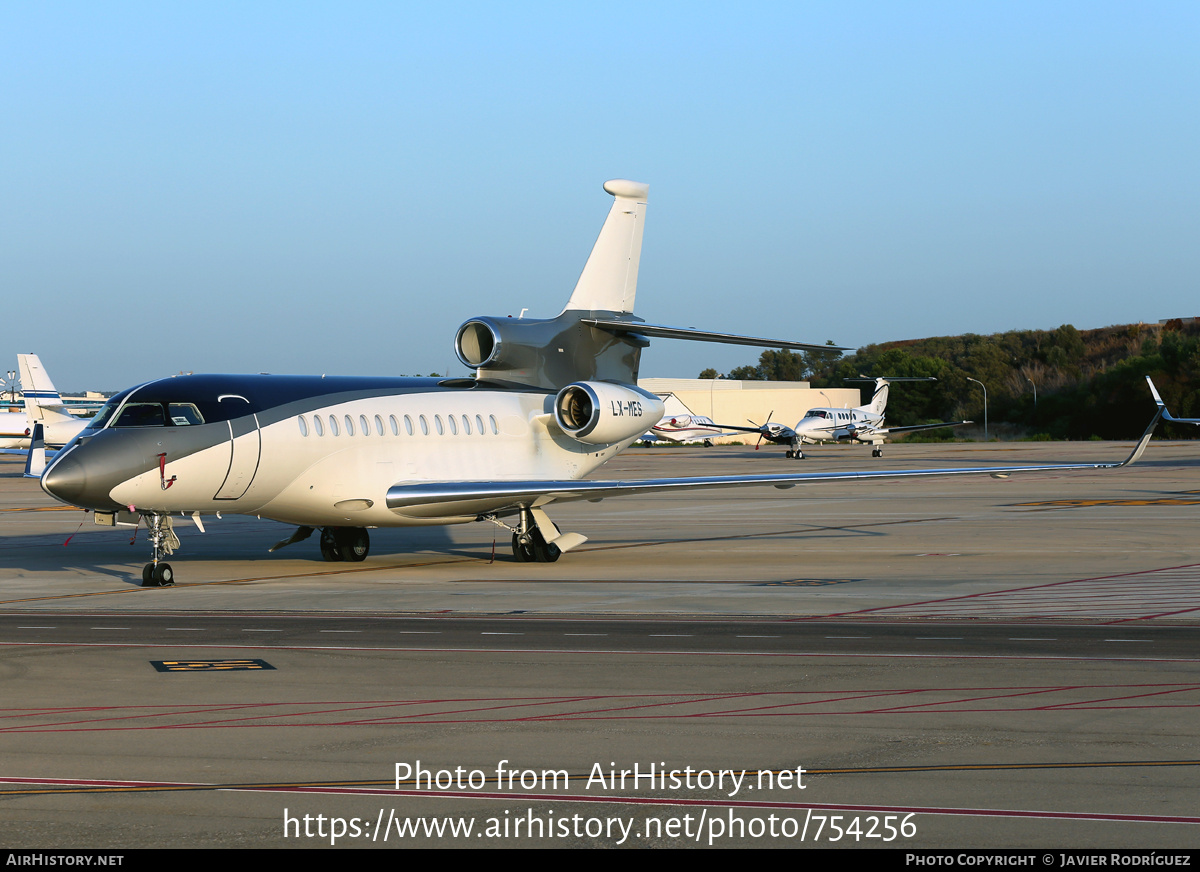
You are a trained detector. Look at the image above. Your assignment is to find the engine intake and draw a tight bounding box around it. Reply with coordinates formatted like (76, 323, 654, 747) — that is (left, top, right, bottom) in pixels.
(553, 382, 664, 446)
(454, 319, 503, 368)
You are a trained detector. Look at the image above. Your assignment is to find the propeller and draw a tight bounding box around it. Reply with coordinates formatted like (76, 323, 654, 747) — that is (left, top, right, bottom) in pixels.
(745, 410, 774, 450)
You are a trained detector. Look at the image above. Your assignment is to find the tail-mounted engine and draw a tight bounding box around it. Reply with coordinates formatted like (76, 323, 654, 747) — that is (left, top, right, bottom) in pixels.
(553, 382, 664, 446)
(453, 313, 648, 391)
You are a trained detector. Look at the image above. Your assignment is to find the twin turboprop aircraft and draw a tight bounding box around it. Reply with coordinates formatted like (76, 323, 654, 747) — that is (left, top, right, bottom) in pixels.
(723, 377, 970, 459)
(40, 180, 1166, 587)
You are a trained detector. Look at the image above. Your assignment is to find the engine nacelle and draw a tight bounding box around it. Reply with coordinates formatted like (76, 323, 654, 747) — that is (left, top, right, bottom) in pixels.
(554, 382, 664, 446)
(454, 318, 508, 369)
(452, 312, 648, 392)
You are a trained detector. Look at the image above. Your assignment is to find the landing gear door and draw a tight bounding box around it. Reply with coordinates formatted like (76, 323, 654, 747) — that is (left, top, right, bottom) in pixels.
(214, 400, 261, 501)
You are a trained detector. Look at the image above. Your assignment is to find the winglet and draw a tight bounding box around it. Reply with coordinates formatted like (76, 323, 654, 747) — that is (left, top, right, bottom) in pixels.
(1108, 380, 1168, 470)
(1114, 406, 1161, 468)
(1145, 376, 1200, 425)
(23, 422, 47, 478)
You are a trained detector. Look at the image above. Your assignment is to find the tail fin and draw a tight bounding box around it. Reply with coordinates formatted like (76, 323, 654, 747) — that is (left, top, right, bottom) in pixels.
(863, 379, 890, 416)
(563, 179, 648, 314)
(18, 354, 65, 419)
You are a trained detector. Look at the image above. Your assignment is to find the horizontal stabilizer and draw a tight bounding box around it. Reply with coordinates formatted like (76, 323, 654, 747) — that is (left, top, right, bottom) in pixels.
(581, 319, 848, 353)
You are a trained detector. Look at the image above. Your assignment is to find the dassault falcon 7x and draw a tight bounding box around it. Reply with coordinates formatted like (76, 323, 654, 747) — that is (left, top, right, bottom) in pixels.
(720, 377, 970, 459)
(41, 180, 1163, 586)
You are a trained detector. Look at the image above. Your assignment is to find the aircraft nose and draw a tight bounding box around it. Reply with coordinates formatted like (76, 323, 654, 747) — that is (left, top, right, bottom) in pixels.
(41, 454, 91, 506)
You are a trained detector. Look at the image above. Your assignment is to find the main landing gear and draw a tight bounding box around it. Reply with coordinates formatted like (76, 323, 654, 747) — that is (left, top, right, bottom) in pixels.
(479, 509, 564, 562)
(872, 446, 883, 457)
(140, 513, 180, 587)
(319, 526, 370, 562)
(511, 528, 561, 563)
(785, 441, 805, 460)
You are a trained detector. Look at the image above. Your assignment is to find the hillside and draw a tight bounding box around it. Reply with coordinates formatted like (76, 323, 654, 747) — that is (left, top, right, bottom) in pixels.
(705, 321, 1200, 440)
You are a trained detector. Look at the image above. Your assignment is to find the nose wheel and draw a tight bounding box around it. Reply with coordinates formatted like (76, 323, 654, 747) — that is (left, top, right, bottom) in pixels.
(140, 513, 179, 587)
(142, 562, 174, 587)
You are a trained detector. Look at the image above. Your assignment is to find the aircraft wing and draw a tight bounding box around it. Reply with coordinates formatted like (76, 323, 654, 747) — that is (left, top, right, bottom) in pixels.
(387, 408, 1160, 519)
(709, 423, 797, 439)
(879, 420, 972, 436)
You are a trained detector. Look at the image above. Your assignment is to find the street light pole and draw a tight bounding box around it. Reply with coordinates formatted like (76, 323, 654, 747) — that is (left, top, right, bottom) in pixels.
(966, 377, 988, 442)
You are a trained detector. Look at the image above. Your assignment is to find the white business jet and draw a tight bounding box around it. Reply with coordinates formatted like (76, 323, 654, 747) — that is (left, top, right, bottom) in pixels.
(40, 180, 1163, 587)
(642, 394, 734, 446)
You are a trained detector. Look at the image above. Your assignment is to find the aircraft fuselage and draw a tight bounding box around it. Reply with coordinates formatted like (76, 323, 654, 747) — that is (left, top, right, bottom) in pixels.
(42, 374, 656, 529)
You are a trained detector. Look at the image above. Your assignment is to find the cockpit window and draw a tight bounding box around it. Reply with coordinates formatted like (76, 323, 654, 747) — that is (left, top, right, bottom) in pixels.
(86, 389, 137, 430)
(804, 410, 829, 419)
(169, 403, 204, 425)
(113, 403, 166, 428)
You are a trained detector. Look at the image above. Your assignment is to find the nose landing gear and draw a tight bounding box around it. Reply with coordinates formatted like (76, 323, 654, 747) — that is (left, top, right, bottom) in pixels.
(140, 513, 179, 587)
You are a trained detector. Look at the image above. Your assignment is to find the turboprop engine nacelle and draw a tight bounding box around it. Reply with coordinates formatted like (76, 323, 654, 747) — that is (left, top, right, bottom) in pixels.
(554, 382, 664, 446)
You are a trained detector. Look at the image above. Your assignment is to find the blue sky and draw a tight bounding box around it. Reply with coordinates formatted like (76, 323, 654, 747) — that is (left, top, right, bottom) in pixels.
(2, 2, 1197, 391)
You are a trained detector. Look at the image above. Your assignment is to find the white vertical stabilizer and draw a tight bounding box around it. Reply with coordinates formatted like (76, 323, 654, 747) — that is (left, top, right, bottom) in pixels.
(18, 354, 65, 417)
(18, 354, 85, 448)
(564, 179, 648, 314)
(862, 379, 890, 416)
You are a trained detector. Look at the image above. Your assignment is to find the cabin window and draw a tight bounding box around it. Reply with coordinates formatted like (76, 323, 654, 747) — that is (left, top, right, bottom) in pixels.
(390, 415, 400, 436)
(314, 416, 324, 436)
(298, 416, 308, 437)
(448, 416, 458, 435)
(461, 415, 471, 435)
(329, 415, 339, 436)
(403, 415, 412, 436)
(476, 414, 484, 435)
(360, 414, 370, 435)
(373, 415, 383, 436)
(489, 414, 499, 435)
(434, 415, 444, 435)
(419, 415, 429, 435)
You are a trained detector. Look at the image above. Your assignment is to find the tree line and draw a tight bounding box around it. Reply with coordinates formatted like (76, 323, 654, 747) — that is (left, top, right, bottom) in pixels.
(700, 321, 1200, 440)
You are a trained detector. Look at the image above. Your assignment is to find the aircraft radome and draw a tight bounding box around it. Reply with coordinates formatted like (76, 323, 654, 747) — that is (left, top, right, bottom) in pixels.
(720, 377, 971, 459)
(40, 180, 1165, 587)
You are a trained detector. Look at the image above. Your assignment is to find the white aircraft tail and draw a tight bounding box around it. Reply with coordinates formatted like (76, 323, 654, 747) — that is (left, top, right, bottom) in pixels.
(18, 354, 68, 421)
(862, 379, 890, 416)
(563, 179, 648, 314)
